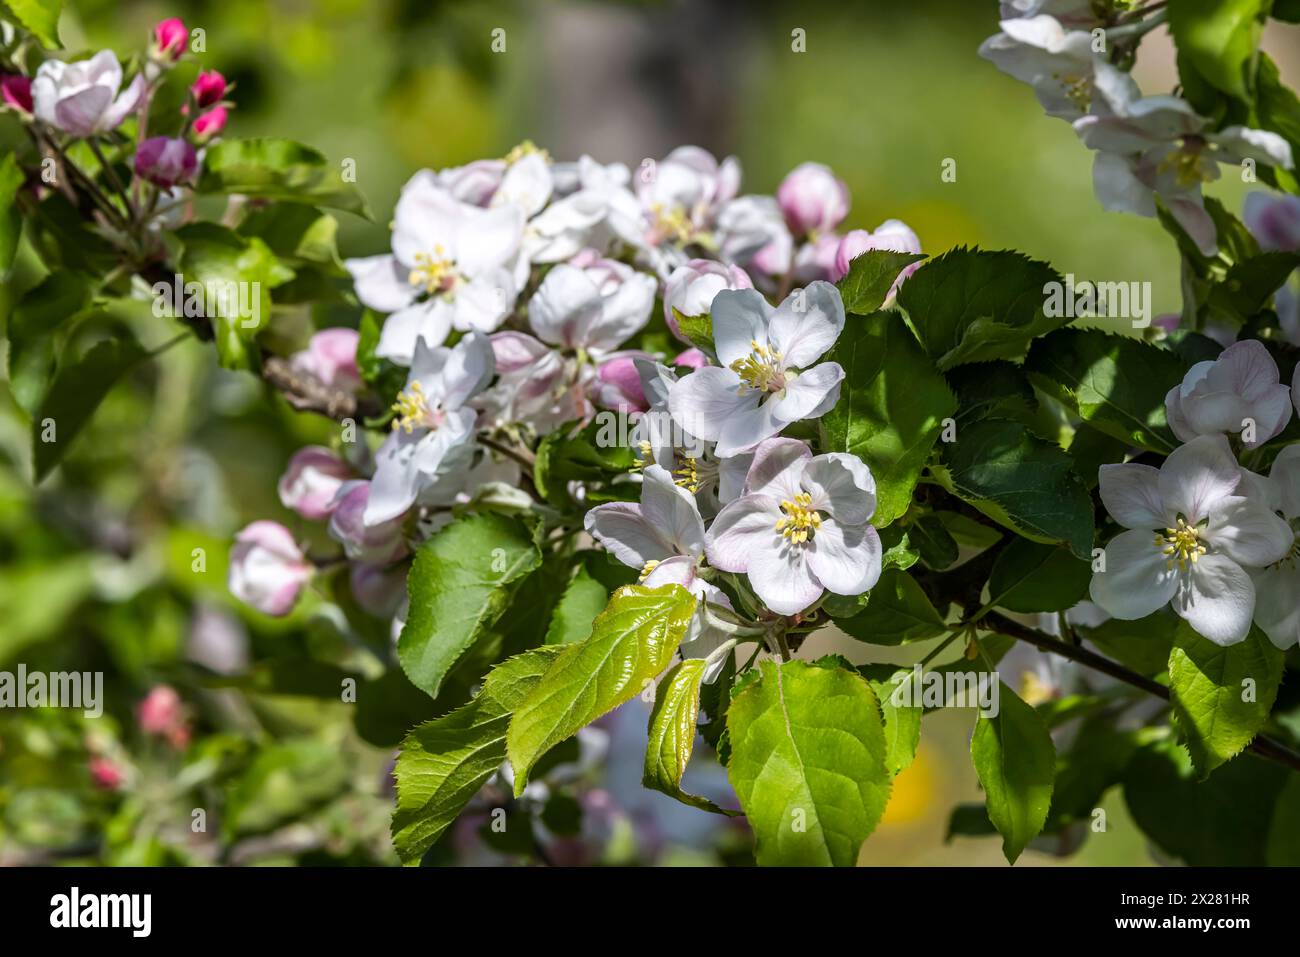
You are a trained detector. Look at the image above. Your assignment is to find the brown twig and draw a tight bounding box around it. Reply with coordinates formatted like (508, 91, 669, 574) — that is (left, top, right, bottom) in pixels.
(262, 356, 381, 420)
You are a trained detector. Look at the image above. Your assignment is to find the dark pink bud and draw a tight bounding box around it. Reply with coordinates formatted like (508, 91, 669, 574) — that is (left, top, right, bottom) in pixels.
(153, 18, 188, 59)
(134, 136, 197, 187)
(673, 348, 708, 370)
(191, 70, 228, 108)
(595, 356, 648, 412)
(89, 757, 125, 791)
(193, 105, 228, 140)
(1, 75, 33, 114)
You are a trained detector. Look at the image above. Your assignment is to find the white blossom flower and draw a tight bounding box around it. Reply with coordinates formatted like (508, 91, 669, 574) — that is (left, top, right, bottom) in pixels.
(345, 175, 526, 365)
(32, 51, 144, 136)
(278, 446, 352, 520)
(480, 331, 588, 431)
(1245, 445, 1300, 649)
(667, 281, 845, 457)
(527, 251, 656, 359)
(228, 522, 313, 617)
(705, 438, 882, 616)
(584, 464, 734, 679)
(776, 162, 850, 236)
(715, 195, 794, 279)
(1090, 434, 1292, 645)
(637, 146, 740, 249)
(1164, 339, 1292, 449)
(662, 259, 753, 343)
(525, 156, 643, 263)
(979, 15, 1101, 120)
(363, 333, 494, 526)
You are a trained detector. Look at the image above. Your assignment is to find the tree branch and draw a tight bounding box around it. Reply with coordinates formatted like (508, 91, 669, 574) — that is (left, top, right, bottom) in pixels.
(262, 356, 381, 420)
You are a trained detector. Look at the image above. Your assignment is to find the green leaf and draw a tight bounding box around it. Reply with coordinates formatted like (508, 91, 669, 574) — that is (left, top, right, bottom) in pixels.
(544, 552, 635, 645)
(1256, 54, 1300, 193)
(224, 739, 349, 838)
(1167, 0, 1266, 102)
(1024, 329, 1185, 454)
(146, 61, 199, 137)
(836, 249, 926, 314)
(833, 568, 948, 645)
(860, 665, 923, 775)
(397, 513, 542, 699)
(643, 658, 732, 813)
(945, 361, 1037, 428)
(1078, 612, 1179, 675)
(908, 512, 959, 569)
(535, 418, 637, 508)
(726, 658, 891, 866)
(1123, 736, 1287, 865)
(932, 418, 1095, 558)
(896, 247, 1064, 371)
(970, 681, 1056, 863)
(984, 538, 1091, 614)
(3, 0, 62, 47)
(238, 204, 345, 273)
(1209, 251, 1300, 317)
(391, 647, 560, 865)
(0, 153, 24, 274)
(197, 138, 372, 218)
(31, 333, 146, 481)
(671, 307, 716, 357)
(1167, 621, 1283, 777)
(1046, 716, 1138, 830)
(1266, 775, 1300, 866)
(820, 310, 957, 526)
(507, 583, 695, 794)
(176, 223, 295, 370)
(5, 271, 91, 414)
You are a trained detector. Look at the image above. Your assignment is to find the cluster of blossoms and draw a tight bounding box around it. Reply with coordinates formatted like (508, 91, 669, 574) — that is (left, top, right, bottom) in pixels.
(229, 145, 921, 670)
(1, 17, 232, 245)
(980, 0, 1294, 254)
(1090, 340, 1300, 649)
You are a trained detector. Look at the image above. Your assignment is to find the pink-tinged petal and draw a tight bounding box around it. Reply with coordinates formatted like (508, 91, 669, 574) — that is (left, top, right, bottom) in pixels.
(667, 365, 756, 444)
(53, 84, 112, 136)
(228, 522, 311, 617)
(806, 521, 882, 597)
(1206, 496, 1293, 568)
(710, 289, 773, 367)
(1202, 339, 1283, 403)
(1098, 462, 1165, 530)
(802, 452, 876, 526)
(642, 554, 697, 590)
(1167, 195, 1218, 258)
(277, 446, 352, 520)
(705, 494, 781, 573)
(1174, 553, 1255, 646)
(748, 544, 823, 615)
(1164, 383, 1198, 444)
(1249, 564, 1300, 650)
(744, 437, 811, 500)
(102, 72, 145, 130)
(1158, 434, 1241, 524)
(584, 502, 674, 569)
(766, 280, 845, 368)
(640, 465, 706, 558)
(1088, 528, 1180, 620)
(770, 361, 844, 424)
(673, 348, 708, 370)
(1243, 191, 1300, 252)
(491, 331, 548, 373)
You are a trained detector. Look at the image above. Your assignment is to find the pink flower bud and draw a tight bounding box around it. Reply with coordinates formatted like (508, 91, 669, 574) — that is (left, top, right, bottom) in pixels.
(350, 562, 407, 618)
(191, 69, 229, 109)
(136, 685, 189, 749)
(777, 162, 850, 236)
(134, 136, 197, 188)
(832, 229, 873, 282)
(193, 105, 228, 140)
(673, 348, 708, 370)
(1243, 191, 1300, 252)
(288, 327, 362, 392)
(832, 220, 922, 300)
(89, 757, 124, 791)
(594, 356, 649, 412)
(1, 75, 32, 114)
(153, 18, 188, 60)
(662, 259, 753, 342)
(328, 481, 409, 565)
(228, 521, 313, 617)
(277, 446, 352, 520)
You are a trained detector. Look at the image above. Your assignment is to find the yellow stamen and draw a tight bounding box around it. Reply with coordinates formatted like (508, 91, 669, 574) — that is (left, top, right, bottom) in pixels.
(1154, 517, 1208, 571)
(729, 340, 785, 392)
(775, 492, 821, 544)
(649, 202, 695, 245)
(639, 559, 660, 582)
(1054, 72, 1092, 112)
(1157, 146, 1216, 189)
(673, 456, 701, 494)
(391, 381, 430, 433)
(408, 245, 460, 295)
(504, 140, 550, 165)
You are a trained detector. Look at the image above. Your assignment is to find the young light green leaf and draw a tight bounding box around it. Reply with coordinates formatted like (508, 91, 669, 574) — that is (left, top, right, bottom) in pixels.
(1024, 329, 1185, 454)
(32, 333, 147, 481)
(984, 538, 1091, 614)
(833, 568, 948, 645)
(397, 513, 542, 699)
(643, 658, 733, 813)
(820, 310, 957, 526)
(1168, 621, 1283, 778)
(5, 0, 63, 48)
(971, 681, 1056, 864)
(671, 307, 715, 357)
(507, 583, 695, 794)
(836, 249, 925, 314)
(0, 153, 24, 273)
(861, 665, 923, 775)
(726, 659, 892, 866)
(1167, 0, 1266, 102)
(391, 647, 560, 865)
(197, 138, 372, 218)
(544, 553, 635, 646)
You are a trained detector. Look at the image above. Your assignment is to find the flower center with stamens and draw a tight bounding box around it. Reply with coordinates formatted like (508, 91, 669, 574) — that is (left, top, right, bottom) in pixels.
(775, 493, 821, 545)
(1154, 517, 1207, 571)
(408, 245, 461, 296)
(391, 382, 443, 433)
(648, 202, 695, 245)
(639, 559, 660, 581)
(673, 455, 701, 494)
(503, 139, 550, 165)
(1158, 144, 1216, 189)
(1054, 72, 1092, 111)
(730, 340, 785, 393)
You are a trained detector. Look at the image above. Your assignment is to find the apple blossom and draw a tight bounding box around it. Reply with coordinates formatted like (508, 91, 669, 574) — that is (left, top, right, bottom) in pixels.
(345, 175, 526, 365)
(363, 333, 494, 525)
(715, 195, 794, 278)
(1244, 445, 1300, 650)
(1, 74, 32, 114)
(193, 105, 228, 139)
(593, 356, 649, 413)
(192, 70, 229, 108)
(667, 281, 846, 457)
(777, 162, 850, 236)
(831, 219, 923, 302)
(88, 757, 125, 791)
(525, 156, 642, 263)
(152, 18, 188, 60)
(278, 446, 352, 520)
(329, 481, 409, 564)
(482, 330, 587, 430)
(134, 136, 197, 188)
(1089, 435, 1292, 645)
(979, 15, 1100, 120)
(1164, 339, 1292, 450)
(526, 253, 656, 358)
(637, 146, 740, 250)
(1243, 191, 1300, 252)
(228, 521, 314, 617)
(32, 51, 144, 137)
(288, 327, 362, 392)
(705, 438, 883, 616)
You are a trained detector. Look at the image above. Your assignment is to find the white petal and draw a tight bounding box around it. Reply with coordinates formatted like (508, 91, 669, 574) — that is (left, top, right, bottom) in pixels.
(441, 333, 495, 410)
(346, 254, 414, 313)
(1088, 528, 1180, 620)
(1269, 443, 1300, 520)
(667, 366, 756, 444)
(1158, 434, 1241, 524)
(641, 554, 697, 590)
(1173, 552, 1255, 646)
(715, 396, 783, 458)
(527, 264, 602, 349)
(770, 362, 844, 424)
(640, 465, 706, 558)
(1249, 565, 1300, 650)
(586, 272, 656, 355)
(583, 503, 674, 569)
(710, 289, 773, 367)
(705, 494, 781, 573)
(806, 521, 882, 597)
(743, 437, 811, 500)
(766, 280, 845, 368)
(375, 298, 453, 365)
(1210, 126, 1294, 169)
(1207, 496, 1293, 568)
(453, 271, 514, 333)
(1098, 462, 1165, 529)
(456, 203, 525, 276)
(749, 543, 824, 616)
(802, 453, 876, 526)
